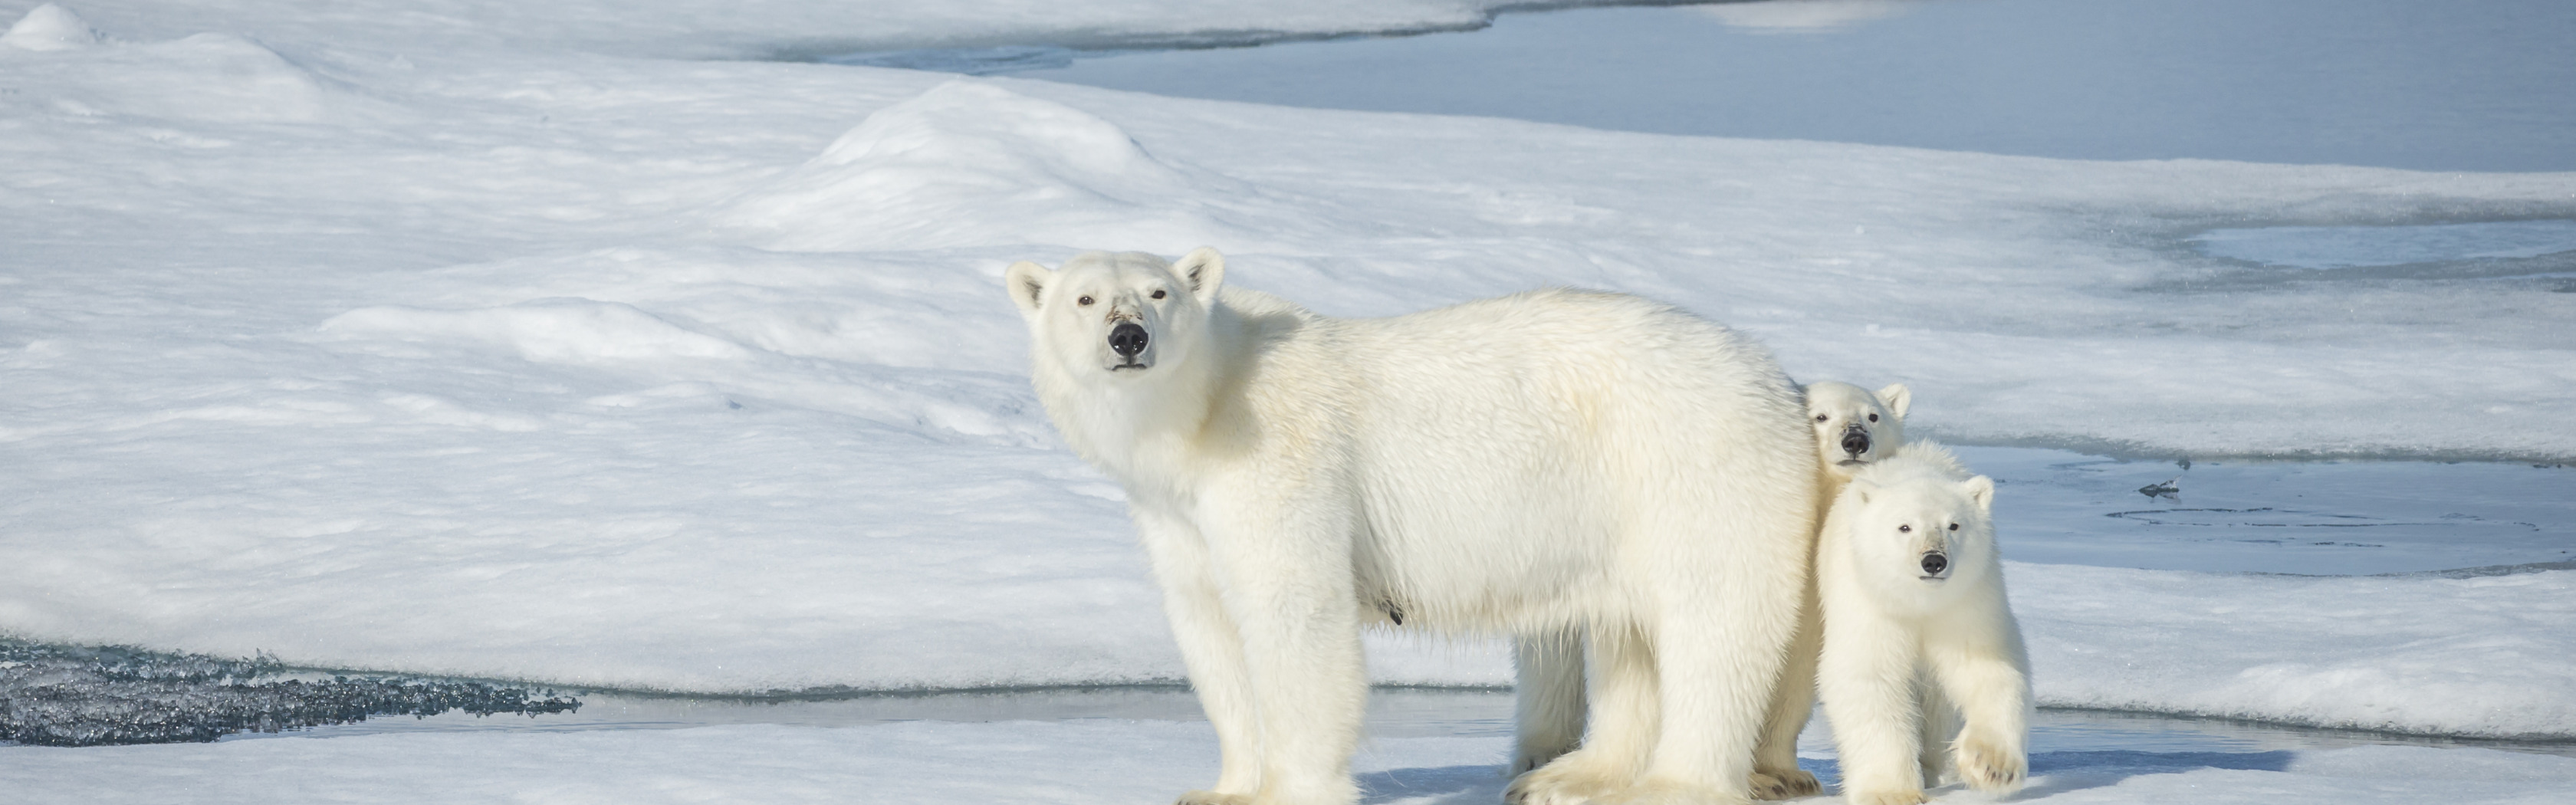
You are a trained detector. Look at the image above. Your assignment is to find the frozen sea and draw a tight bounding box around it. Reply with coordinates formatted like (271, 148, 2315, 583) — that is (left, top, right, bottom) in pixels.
(2, 0, 2573, 803)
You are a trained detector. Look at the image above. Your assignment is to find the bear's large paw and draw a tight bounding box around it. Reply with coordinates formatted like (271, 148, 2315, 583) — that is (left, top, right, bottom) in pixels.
(1173, 790, 1255, 805)
(1954, 733, 2026, 794)
(1841, 790, 1928, 805)
(1749, 767, 1822, 800)
(1506, 755, 1628, 805)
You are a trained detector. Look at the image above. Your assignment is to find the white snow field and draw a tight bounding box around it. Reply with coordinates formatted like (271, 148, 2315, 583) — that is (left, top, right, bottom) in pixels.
(4, 0, 2574, 800)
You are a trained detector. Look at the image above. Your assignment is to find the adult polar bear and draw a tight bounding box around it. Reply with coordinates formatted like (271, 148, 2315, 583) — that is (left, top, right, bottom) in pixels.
(1005, 248, 1819, 805)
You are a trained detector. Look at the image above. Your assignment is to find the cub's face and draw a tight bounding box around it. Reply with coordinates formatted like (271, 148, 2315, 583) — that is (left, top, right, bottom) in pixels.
(1803, 381, 1911, 477)
(1004, 248, 1224, 382)
(1842, 472, 1996, 610)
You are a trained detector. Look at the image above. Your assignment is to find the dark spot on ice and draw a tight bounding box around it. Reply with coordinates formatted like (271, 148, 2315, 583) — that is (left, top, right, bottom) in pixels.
(728, 399, 744, 409)
(2138, 477, 2181, 499)
(0, 639, 578, 747)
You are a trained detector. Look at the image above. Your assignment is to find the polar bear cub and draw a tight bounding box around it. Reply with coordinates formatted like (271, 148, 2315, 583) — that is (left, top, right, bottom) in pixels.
(1815, 443, 2030, 805)
(1804, 381, 1911, 478)
(1741, 380, 1916, 799)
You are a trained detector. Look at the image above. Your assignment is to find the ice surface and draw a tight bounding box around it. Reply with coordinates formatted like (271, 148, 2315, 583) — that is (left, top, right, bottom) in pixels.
(2190, 219, 2576, 269)
(5, 718, 2574, 805)
(2015, 563, 2576, 738)
(2, 0, 2572, 757)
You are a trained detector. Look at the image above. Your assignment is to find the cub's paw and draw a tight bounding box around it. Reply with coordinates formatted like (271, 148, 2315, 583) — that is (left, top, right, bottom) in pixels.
(1749, 768, 1822, 800)
(1174, 790, 1254, 805)
(1843, 789, 1929, 805)
(1506, 757, 1627, 805)
(1954, 735, 2027, 794)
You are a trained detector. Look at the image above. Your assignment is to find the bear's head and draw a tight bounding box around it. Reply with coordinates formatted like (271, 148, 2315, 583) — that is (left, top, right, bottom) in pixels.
(1837, 455, 1996, 611)
(1802, 380, 1910, 478)
(1005, 247, 1225, 384)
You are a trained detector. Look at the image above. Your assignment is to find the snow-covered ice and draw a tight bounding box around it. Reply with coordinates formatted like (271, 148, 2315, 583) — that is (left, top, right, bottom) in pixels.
(5, 718, 2575, 805)
(3, 0, 2574, 799)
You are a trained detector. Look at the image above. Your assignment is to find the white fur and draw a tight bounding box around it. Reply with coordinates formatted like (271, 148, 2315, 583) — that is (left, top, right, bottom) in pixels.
(1006, 249, 1819, 805)
(1815, 444, 2030, 805)
(1513, 380, 1916, 800)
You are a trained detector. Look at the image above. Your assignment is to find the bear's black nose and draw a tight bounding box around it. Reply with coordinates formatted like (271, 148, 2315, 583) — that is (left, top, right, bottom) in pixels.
(1841, 427, 1871, 457)
(1921, 552, 1949, 577)
(1109, 322, 1149, 358)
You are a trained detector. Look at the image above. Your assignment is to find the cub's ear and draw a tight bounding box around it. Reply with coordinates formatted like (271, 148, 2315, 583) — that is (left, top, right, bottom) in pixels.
(1961, 475, 1995, 512)
(1848, 478, 1877, 507)
(1004, 261, 1052, 316)
(1876, 383, 1912, 419)
(1173, 246, 1225, 304)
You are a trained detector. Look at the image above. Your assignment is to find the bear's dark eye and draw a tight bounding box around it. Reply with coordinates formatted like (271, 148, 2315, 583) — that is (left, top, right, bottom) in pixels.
(1898, 524, 1911, 533)
(1948, 523, 1960, 531)
(1078, 295, 1094, 306)
(1815, 414, 1829, 422)
(1867, 413, 1880, 422)
(1152, 290, 1167, 300)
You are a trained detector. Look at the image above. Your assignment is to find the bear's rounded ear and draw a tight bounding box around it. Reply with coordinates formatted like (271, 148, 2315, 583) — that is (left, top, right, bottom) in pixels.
(1004, 261, 1052, 317)
(1173, 246, 1225, 304)
(1961, 475, 1995, 512)
(1876, 383, 1912, 419)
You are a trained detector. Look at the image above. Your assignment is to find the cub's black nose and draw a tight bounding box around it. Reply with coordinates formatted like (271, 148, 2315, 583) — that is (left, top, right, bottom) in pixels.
(1109, 322, 1149, 358)
(1841, 427, 1871, 457)
(1921, 552, 1949, 577)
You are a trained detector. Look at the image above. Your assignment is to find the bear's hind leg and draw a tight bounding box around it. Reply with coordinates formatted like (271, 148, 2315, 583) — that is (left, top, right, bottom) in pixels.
(1508, 623, 1655, 805)
(1749, 578, 1823, 800)
(1515, 629, 1589, 775)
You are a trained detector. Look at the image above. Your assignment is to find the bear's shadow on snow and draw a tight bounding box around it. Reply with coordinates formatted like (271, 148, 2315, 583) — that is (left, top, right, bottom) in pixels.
(2015, 749, 2297, 798)
(1352, 751, 2292, 803)
(1355, 765, 1506, 804)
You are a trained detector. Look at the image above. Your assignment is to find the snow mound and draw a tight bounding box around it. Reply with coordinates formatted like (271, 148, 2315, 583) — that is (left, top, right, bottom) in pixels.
(1, 3, 97, 51)
(319, 300, 757, 366)
(5, 28, 347, 123)
(718, 80, 1317, 253)
(2018, 563, 2576, 738)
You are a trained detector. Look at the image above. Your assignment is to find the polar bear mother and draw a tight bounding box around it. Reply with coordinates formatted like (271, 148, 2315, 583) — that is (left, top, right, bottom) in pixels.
(1006, 248, 1819, 805)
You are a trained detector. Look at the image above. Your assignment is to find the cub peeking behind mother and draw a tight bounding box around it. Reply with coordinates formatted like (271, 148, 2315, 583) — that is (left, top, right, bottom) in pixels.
(1003, 247, 1822, 805)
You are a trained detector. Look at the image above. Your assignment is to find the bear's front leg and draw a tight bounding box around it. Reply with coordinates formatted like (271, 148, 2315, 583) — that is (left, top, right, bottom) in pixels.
(1818, 608, 1929, 805)
(1200, 492, 1368, 805)
(1134, 508, 1263, 804)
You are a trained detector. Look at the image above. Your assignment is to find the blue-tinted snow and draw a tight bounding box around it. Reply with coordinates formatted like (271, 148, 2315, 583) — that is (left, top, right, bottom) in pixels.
(2190, 220, 2576, 270)
(916, 0, 2576, 172)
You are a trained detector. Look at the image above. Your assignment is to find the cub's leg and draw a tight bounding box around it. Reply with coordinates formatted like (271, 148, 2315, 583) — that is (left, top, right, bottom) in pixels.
(1508, 623, 1655, 805)
(1514, 630, 1589, 775)
(1819, 608, 1928, 805)
(1914, 674, 1957, 788)
(1924, 618, 2029, 796)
